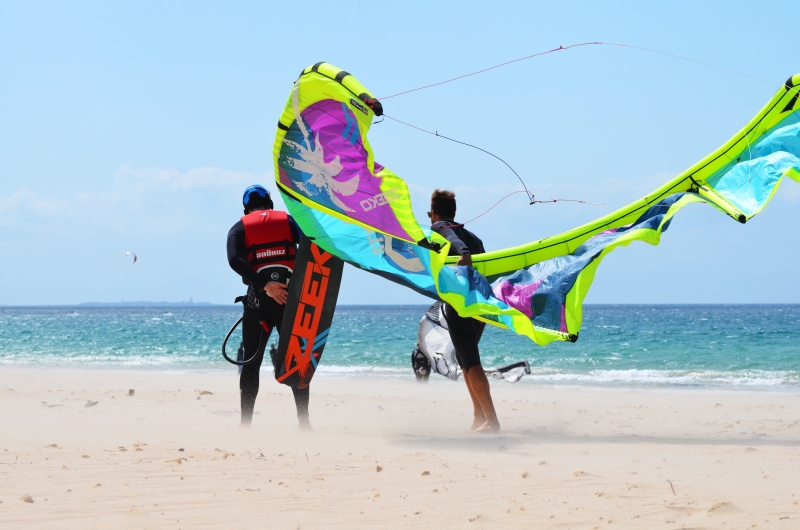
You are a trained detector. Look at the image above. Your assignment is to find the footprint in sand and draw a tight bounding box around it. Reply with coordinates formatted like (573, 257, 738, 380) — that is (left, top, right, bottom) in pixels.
(20, 494, 34, 503)
(85, 401, 99, 408)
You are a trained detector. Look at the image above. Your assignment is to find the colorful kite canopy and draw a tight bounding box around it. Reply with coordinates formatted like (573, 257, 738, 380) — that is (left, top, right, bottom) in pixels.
(274, 63, 800, 346)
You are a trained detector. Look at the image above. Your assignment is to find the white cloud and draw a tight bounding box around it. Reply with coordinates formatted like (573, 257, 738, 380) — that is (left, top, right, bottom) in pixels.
(0, 165, 285, 235)
(113, 164, 261, 192)
(0, 189, 68, 222)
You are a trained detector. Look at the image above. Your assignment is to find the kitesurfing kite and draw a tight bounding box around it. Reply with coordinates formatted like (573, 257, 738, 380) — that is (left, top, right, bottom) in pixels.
(273, 62, 800, 346)
(125, 251, 138, 264)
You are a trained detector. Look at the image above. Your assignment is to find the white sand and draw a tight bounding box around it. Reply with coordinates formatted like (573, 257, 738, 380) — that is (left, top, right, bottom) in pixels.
(1, 367, 799, 528)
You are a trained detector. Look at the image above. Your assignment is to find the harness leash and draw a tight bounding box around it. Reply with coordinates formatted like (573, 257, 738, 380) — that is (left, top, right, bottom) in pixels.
(221, 297, 268, 367)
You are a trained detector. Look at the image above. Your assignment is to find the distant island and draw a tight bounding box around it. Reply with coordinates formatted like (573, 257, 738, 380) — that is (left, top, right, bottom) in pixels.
(77, 300, 224, 308)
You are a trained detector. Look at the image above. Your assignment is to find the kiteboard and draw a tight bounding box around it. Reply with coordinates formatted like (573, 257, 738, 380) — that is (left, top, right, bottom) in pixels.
(413, 301, 531, 383)
(272, 237, 344, 389)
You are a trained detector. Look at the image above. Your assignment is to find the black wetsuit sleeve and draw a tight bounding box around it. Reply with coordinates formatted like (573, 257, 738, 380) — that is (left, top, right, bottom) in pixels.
(432, 222, 471, 256)
(227, 220, 266, 290)
(471, 233, 486, 255)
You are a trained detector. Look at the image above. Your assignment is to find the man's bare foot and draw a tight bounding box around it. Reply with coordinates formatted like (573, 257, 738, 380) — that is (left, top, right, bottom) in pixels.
(474, 420, 500, 433)
(469, 415, 487, 431)
(298, 415, 313, 431)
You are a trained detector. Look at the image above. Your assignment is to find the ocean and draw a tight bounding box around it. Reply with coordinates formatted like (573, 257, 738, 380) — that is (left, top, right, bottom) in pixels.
(1, 305, 799, 390)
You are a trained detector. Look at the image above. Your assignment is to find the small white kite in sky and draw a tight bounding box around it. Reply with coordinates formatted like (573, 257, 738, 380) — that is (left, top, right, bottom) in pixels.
(125, 251, 138, 264)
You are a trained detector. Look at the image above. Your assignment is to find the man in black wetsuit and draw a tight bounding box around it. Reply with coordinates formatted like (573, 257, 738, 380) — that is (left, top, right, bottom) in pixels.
(226, 185, 311, 429)
(428, 189, 500, 432)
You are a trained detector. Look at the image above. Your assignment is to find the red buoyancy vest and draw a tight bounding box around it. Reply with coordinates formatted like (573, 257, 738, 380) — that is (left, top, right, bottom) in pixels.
(241, 210, 297, 282)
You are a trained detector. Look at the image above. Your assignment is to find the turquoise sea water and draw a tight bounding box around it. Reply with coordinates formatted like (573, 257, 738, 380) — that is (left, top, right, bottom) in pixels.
(1, 305, 799, 390)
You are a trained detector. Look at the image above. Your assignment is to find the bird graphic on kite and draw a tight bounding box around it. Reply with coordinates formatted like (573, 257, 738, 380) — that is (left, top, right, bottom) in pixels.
(273, 48, 800, 347)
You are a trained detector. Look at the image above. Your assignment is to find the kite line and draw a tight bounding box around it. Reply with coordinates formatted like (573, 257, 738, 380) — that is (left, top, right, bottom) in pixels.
(380, 41, 776, 100)
(380, 42, 603, 100)
(379, 41, 777, 218)
(436, 191, 614, 228)
(383, 114, 535, 203)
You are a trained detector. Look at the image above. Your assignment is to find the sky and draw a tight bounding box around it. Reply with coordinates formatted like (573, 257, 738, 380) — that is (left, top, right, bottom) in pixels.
(1, 0, 798, 306)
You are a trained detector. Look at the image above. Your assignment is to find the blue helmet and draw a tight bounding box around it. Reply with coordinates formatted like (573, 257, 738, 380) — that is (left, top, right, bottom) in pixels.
(242, 185, 271, 209)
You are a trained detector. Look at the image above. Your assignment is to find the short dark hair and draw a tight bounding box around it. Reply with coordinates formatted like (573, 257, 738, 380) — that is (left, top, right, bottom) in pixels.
(245, 194, 273, 213)
(431, 189, 456, 219)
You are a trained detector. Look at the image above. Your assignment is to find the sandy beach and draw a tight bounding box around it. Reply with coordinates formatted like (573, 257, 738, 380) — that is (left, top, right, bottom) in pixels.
(1, 368, 799, 529)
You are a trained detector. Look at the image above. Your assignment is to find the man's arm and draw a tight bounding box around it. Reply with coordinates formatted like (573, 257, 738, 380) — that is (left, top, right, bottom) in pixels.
(432, 222, 472, 266)
(226, 221, 266, 289)
(227, 219, 291, 304)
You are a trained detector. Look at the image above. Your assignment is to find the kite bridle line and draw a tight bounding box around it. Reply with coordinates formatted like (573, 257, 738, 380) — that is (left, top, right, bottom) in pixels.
(378, 42, 779, 222)
(435, 132, 535, 204)
(379, 41, 776, 100)
(379, 42, 604, 100)
(384, 112, 651, 225)
(383, 111, 749, 226)
(382, 114, 532, 203)
(419, 190, 617, 229)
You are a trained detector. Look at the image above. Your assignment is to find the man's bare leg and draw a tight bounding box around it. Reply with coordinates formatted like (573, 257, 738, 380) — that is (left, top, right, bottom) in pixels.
(463, 366, 500, 432)
(463, 371, 486, 430)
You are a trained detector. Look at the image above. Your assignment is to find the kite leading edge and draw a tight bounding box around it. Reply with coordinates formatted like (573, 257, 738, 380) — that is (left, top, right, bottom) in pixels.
(273, 64, 800, 346)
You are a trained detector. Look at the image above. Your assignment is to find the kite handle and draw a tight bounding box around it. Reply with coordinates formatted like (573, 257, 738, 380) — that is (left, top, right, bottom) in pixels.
(416, 238, 442, 253)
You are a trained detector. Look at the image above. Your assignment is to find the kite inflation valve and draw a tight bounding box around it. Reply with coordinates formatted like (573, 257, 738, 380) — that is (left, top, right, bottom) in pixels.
(737, 214, 747, 224)
(568, 333, 579, 343)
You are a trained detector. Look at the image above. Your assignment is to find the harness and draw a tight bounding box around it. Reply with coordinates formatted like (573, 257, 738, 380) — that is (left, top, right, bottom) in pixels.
(242, 209, 296, 284)
(222, 211, 297, 367)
